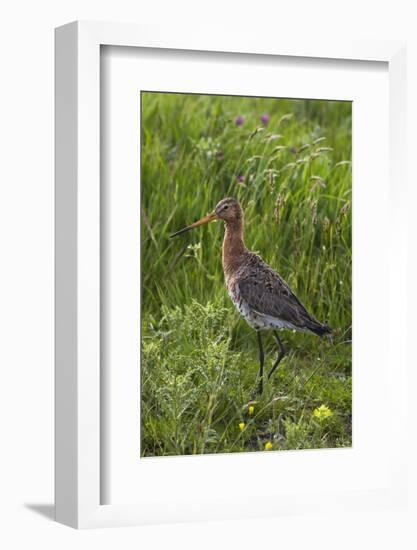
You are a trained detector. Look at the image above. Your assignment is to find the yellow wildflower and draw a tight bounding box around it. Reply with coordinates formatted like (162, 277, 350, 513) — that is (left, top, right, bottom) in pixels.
(264, 441, 273, 451)
(248, 405, 255, 416)
(313, 404, 332, 420)
(239, 422, 245, 431)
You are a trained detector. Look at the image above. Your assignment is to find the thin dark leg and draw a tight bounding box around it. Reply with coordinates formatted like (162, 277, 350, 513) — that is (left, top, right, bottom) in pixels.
(257, 331, 264, 394)
(268, 330, 286, 380)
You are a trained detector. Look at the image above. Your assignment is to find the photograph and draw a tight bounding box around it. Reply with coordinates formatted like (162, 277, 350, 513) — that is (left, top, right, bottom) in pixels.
(140, 91, 352, 457)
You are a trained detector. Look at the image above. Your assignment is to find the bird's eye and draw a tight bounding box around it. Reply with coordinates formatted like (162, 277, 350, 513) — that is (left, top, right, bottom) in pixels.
(223, 205, 228, 210)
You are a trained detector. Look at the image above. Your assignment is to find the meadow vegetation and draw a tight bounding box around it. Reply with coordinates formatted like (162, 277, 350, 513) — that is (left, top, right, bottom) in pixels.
(141, 92, 352, 456)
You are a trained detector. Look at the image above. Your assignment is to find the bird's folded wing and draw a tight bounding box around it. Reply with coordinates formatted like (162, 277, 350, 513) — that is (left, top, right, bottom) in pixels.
(237, 268, 314, 328)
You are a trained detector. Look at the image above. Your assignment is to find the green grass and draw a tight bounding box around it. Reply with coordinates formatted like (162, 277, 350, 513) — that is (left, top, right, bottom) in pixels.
(141, 92, 352, 456)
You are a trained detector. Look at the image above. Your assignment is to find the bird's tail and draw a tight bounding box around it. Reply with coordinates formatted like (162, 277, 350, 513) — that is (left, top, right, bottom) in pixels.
(308, 321, 333, 342)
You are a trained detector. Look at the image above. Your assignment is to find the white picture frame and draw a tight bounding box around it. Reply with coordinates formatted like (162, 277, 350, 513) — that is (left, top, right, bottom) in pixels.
(55, 21, 407, 529)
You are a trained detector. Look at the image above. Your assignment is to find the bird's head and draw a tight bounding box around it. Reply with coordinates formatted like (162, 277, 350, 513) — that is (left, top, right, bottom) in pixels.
(170, 197, 242, 238)
(214, 197, 242, 223)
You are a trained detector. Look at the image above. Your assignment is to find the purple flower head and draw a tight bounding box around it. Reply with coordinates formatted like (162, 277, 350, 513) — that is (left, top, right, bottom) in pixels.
(260, 113, 270, 125)
(237, 175, 245, 184)
(235, 115, 245, 127)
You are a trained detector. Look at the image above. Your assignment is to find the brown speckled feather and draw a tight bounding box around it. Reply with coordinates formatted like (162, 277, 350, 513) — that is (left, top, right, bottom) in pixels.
(234, 252, 326, 334)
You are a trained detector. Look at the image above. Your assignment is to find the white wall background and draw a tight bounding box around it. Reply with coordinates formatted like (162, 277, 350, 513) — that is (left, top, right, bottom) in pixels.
(0, 1, 415, 548)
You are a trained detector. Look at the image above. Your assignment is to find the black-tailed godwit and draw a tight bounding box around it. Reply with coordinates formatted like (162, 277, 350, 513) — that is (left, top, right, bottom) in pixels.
(171, 197, 331, 394)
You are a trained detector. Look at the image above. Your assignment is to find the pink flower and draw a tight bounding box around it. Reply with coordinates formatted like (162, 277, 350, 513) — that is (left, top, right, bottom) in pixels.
(235, 115, 245, 126)
(260, 113, 270, 125)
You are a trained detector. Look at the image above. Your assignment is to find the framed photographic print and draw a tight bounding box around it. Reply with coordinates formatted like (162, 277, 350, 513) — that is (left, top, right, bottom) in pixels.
(55, 21, 407, 528)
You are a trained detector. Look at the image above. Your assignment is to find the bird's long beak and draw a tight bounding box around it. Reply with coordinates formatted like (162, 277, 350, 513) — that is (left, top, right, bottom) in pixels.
(170, 211, 217, 238)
